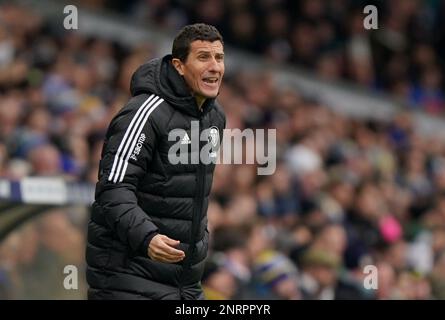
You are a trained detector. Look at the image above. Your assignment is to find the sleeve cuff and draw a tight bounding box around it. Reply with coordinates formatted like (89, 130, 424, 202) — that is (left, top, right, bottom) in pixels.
(140, 231, 159, 257)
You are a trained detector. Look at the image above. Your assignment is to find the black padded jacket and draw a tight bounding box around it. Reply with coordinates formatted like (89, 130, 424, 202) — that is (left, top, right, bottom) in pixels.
(86, 54, 226, 300)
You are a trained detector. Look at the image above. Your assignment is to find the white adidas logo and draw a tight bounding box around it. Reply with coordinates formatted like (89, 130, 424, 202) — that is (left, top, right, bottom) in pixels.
(181, 132, 191, 144)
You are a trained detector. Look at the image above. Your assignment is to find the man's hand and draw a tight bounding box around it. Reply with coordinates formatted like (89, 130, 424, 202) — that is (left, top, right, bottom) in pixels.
(148, 234, 185, 263)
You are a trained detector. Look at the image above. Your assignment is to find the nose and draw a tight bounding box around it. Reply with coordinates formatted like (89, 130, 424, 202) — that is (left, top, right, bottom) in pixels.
(208, 56, 223, 73)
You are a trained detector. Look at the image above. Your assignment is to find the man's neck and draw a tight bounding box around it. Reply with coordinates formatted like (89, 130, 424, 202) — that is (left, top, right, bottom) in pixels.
(195, 95, 206, 110)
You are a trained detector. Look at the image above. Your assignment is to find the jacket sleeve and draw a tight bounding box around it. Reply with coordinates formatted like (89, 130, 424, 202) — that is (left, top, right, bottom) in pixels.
(95, 95, 163, 256)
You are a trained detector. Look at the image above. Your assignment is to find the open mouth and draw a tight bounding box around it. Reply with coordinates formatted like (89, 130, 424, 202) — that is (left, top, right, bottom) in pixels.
(202, 77, 219, 84)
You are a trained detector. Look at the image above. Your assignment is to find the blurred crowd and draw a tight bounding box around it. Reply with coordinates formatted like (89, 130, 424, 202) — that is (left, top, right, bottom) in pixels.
(1, 3, 445, 299)
(0, 208, 88, 299)
(82, 0, 445, 115)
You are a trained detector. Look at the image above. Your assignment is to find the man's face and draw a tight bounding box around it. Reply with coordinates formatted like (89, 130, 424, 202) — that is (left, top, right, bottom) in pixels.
(173, 40, 225, 99)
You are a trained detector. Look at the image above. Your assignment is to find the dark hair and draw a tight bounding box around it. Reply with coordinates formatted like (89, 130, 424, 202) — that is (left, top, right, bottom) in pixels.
(172, 23, 223, 62)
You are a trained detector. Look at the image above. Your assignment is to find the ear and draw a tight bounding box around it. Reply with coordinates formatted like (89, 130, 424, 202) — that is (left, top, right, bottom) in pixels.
(171, 58, 185, 76)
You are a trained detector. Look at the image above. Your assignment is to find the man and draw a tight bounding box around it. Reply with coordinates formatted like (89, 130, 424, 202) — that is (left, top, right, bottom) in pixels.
(86, 23, 226, 300)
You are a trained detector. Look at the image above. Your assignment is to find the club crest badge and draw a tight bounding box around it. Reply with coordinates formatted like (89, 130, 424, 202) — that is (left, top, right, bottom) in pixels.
(208, 126, 220, 158)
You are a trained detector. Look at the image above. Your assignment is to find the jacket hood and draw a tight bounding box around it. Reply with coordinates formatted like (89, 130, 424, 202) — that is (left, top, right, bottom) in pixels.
(130, 54, 215, 118)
